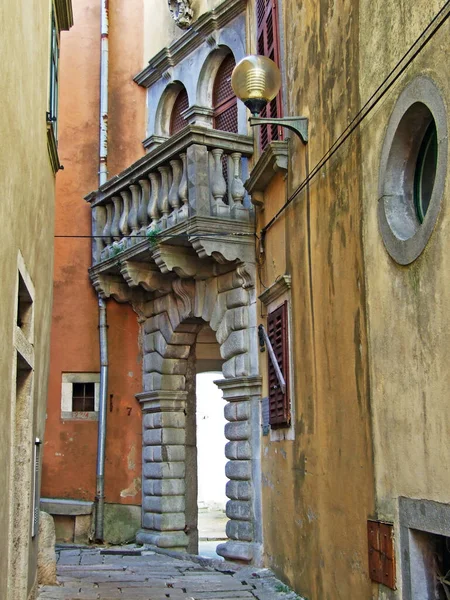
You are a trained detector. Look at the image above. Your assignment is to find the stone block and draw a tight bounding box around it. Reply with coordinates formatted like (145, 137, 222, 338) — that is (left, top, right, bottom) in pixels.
(226, 480, 251, 501)
(226, 288, 249, 309)
(225, 460, 251, 481)
(225, 420, 250, 441)
(224, 401, 250, 422)
(226, 519, 253, 541)
(143, 352, 188, 375)
(143, 372, 185, 392)
(216, 540, 255, 562)
(143, 461, 185, 479)
(201, 278, 219, 322)
(143, 495, 185, 514)
(103, 503, 141, 545)
(143, 412, 185, 430)
(144, 332, 190, 359)
(220, 330, 248, 361)
(143, 444, 185, 463)
(222, 357, 236, 378)
(143, 427, 185, 446)
(187, 144, 210, 216)
(209, 291, 227, 332)
(136, 528, 189, 548)
(38, 511, 57, 585)
(216, 311, 232, 345)
(74, 514, 91, 544)
(235, 353, 249, 377)
(154, 512, 186, 531)
(226, 500, 252, 521)
(143, 478, 185, 497)
(217, 270, 236, 293)
(225, 440, 251, 460)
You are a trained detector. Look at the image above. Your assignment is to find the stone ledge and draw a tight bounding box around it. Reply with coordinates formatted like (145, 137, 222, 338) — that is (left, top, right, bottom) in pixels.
(41, 498, 94, 516)
(244, 141, 289, 207)
(258, 274, 291, 306)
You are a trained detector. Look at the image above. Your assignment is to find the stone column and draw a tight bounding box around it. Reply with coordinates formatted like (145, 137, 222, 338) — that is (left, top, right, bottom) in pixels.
(136, 390, 189, 551)
(215, 376, 263, 565)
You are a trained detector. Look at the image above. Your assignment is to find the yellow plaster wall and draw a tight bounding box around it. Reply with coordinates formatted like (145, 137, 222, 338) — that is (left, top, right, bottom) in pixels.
(0, 0, 57, 596)
(359, 1, 450, 596)
(257, 1, 376, 598)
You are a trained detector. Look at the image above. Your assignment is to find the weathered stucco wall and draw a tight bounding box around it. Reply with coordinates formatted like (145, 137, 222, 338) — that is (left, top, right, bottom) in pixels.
(0, 1, 57, 596)
(359, 0, 450, 596)
(42, 0, 144, 529)
(143, 0, 224, 64)
(258, 0, 376, 598)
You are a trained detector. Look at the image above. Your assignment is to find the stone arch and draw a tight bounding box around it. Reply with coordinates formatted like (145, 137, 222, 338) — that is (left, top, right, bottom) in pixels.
(136, 267, 262, 564)
(196, 46, 236, 110)
(154, 81, 190, 138)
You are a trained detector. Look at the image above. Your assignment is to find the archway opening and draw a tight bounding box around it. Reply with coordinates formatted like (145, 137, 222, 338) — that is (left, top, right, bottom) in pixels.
(195, 326, 227, 558)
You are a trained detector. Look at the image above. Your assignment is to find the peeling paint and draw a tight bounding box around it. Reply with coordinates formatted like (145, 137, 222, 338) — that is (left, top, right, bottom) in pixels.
(120, 477, 141, 498)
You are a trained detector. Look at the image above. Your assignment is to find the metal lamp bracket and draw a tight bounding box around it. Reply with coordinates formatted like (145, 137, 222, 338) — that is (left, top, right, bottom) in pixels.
(249, 116, 308, 144)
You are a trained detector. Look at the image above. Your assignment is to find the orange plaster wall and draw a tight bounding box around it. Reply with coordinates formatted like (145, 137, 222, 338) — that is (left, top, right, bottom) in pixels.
(42, 0, 144, 506)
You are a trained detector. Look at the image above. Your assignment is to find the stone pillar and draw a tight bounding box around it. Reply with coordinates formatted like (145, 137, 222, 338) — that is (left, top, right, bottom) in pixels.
(136, 390, 190, 551)
(215, 376, 263, 564)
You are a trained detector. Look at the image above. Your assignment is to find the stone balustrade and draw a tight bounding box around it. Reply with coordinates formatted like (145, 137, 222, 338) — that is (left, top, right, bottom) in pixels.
(85, 126, 254, 265)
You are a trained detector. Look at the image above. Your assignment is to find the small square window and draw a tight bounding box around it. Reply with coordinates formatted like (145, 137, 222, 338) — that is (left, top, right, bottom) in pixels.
(61, 373, 100, 420)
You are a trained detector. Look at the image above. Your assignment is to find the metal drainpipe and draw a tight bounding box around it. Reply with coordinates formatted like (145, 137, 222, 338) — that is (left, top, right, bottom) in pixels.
(95, 0, 109, 542)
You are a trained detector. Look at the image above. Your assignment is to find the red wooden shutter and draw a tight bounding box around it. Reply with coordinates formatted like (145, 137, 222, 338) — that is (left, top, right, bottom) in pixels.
(170, 88, 189, 135)
(256, 0, 283, 150)
(267, 301, 290, 427)
(213, 54, 238, 133)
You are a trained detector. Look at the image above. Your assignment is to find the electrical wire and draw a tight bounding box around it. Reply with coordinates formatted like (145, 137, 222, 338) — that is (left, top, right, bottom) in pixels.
(260, 0, 450, 237)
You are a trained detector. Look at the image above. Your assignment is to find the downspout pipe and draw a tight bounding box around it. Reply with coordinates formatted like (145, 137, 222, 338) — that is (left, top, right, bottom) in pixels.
(94, 0, 109, 542)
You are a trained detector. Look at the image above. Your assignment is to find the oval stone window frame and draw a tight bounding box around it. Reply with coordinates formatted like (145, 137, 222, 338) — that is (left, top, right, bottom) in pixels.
(378, 76, 448, 265)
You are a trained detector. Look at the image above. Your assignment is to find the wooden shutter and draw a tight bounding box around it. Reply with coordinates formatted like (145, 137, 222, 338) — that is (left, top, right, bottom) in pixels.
(267, 301, 290, 427)
(213, 54, 238, 133)
(256, 0, 283, 150)
(170, 88, 189, 135)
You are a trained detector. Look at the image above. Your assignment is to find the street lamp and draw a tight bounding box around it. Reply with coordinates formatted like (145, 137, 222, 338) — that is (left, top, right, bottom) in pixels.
(231, 55, 308, 144)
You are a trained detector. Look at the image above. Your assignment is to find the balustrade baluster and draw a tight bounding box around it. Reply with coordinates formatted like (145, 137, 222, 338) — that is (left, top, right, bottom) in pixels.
(230, 152, 248, 220)
(94, 205, 106, 262)
(158, 166, 170, 228)
(179, 152, 188, 221)
(128, 183, 140, 244)
(210, 148, 228, 217)
(148, 172, 160, 228)
(111, 196, 122, 241)
(119, 189, 131, 239)
(103, 202, 113, 247)
(138, 178, 150, 233)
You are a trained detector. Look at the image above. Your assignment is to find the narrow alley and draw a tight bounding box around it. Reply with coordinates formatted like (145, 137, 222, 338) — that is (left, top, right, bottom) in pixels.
(37, 546, 302, 600)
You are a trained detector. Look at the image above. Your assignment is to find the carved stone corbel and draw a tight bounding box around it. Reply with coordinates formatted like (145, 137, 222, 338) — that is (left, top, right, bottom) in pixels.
(168, 0, 193, 29)
(120, 260, 174, 293)
(91, 272, 142, 304)
(152, 245, 215, 279)
(172, 278, 195, 320)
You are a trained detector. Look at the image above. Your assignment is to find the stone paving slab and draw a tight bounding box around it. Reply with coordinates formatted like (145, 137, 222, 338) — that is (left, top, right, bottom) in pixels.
(38, 545, 304, 600)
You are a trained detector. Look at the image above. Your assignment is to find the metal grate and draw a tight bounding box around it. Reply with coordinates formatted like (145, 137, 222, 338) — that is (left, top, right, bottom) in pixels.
(170, 88, 189, 135)
(72, 382, 95, 412)
(213, 54, 238, 133)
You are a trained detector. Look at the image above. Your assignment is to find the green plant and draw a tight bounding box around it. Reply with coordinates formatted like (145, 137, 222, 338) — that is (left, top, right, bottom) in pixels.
(110, 243, 124, 256)
(146, 227, 161, 247)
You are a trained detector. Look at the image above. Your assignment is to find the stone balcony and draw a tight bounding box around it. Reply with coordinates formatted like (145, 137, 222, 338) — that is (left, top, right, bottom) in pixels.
(85, 126, 255, 292)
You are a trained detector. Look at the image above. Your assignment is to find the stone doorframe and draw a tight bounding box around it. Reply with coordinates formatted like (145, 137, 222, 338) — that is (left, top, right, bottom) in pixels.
(93, 262, 263, 564)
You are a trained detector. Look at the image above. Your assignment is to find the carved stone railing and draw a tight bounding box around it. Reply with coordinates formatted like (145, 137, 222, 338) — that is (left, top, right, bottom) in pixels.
(85, 126, 254, 265)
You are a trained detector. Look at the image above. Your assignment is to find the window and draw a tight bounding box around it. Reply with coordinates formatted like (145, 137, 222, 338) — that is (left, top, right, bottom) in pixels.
(213, 54, 238, 133)
(414, 121, 438, 223)
(378, 76, 448, 265)
(267, 301, 290, 428)
(48, 11, 59, 140)
(170, 88, 189, 135)
(61, 373, 100, 419)
(256, 0, 283, 150)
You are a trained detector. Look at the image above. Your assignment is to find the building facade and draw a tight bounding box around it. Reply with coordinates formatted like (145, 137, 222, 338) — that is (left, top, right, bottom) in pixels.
(45, 0, 450, 598)
(0, 1, 73, 598)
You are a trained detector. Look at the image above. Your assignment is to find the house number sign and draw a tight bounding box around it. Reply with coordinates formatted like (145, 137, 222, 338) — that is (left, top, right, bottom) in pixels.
(168, 0, 194, 29)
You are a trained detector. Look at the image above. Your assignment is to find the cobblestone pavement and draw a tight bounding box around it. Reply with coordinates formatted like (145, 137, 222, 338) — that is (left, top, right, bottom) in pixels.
(38, 546, 303, 600)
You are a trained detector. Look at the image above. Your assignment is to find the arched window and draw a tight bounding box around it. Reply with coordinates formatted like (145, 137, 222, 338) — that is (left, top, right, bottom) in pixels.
(170, 88, 189, 135)
(213, 54, 238, 133)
